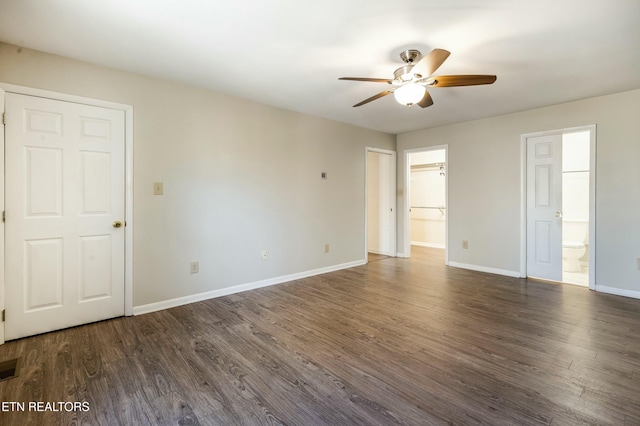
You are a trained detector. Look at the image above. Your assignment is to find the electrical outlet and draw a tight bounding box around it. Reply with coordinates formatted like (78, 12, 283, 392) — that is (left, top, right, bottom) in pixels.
(153, 182, 164, 195)
(190, 261, 199, 274)
(462, 240, 469, 249)
(261, 250, 268, 261)
(324, 243, 330, 253)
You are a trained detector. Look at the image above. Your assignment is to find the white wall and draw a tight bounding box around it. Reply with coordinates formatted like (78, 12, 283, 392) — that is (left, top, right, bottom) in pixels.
(398, 89, 640, 295)
(0, 43, 395, 309)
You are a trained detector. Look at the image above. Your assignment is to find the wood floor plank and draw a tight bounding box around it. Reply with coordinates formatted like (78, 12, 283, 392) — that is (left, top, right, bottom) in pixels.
(2, 246, 640, 425)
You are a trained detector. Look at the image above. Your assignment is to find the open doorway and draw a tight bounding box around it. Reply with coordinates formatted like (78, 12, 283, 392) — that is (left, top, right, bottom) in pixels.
(522, 125, 595, 289)
(561, 130, 592, 286)
(403, 146, 448, 262)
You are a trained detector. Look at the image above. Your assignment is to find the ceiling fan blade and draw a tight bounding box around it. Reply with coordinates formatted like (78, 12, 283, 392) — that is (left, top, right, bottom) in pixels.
(417, 90, 434, 108)
(339, 77, 393, 83)
(429, 75, 497, 87)
(410, 48, 450, 79)
(353, 90, 393, 107)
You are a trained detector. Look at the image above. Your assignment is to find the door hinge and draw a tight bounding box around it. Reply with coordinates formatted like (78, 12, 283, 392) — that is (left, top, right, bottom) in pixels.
(2, 112, 5, 125)
(2, 310, 5, 322)
(2, 211, 4, 222)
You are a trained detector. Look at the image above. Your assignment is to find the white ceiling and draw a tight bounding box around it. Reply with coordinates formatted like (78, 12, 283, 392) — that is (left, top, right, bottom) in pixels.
(1, 0, 639, 134)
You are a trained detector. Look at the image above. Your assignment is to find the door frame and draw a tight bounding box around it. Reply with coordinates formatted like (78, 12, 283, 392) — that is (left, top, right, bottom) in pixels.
(365, 147, 397, 260)
(0, 83, 134, 344)
(520, 125, 596, 289)
(402, 145, 449, 263)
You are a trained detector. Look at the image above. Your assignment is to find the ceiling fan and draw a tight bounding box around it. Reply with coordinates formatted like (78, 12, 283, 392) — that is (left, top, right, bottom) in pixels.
(339, 48, 496, 108)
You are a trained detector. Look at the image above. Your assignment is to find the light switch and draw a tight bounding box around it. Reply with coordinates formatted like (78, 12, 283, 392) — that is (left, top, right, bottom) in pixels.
(153, 182, 163, 195)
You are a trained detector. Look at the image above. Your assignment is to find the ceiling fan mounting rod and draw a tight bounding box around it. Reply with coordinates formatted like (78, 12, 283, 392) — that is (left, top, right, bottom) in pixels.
(399, 49, 421, 64)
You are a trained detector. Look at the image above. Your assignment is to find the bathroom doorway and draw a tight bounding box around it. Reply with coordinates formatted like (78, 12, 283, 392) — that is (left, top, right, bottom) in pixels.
(522, 126, 595, 288)
(561, 130, 591, 286)
(404, 146, 448, 262)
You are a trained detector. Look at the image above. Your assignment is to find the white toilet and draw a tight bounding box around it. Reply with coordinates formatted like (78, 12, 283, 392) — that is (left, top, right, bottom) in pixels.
(562, 221, 588, 272)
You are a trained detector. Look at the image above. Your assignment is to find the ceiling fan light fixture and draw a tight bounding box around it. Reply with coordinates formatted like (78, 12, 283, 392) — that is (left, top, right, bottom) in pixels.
(394, 83, 426, 106)
(339, 48, 495, 108)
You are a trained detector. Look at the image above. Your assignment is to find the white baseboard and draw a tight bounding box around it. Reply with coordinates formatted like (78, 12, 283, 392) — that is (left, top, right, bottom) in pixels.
(447, 261, 521, 278)
(411, 241, 445, 249)
(595, 285, 640, 300)
(367, 249, 396, 256)
(133, 259, 367, 316)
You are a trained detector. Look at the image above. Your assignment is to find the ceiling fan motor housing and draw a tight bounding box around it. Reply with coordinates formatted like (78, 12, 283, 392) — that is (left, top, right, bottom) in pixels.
(393, 65, 415, 83)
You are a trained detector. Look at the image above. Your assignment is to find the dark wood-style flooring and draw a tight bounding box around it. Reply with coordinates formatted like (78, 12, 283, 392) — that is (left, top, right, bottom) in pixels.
(1, 247, 640, 425)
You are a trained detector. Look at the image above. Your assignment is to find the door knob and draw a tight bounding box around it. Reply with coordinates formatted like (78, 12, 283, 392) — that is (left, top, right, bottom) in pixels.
(113, 221, 123, 228)
(555, 211, 563, 218)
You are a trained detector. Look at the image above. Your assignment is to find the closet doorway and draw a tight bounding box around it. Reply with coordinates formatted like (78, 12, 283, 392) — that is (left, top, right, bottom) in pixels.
(404, 146, 448, 262)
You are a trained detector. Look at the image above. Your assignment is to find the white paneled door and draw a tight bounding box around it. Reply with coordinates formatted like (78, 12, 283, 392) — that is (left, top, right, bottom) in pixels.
(367, 149, 396, 257)
(526, 134, 562, 281)
(4, 93, 125, 340)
